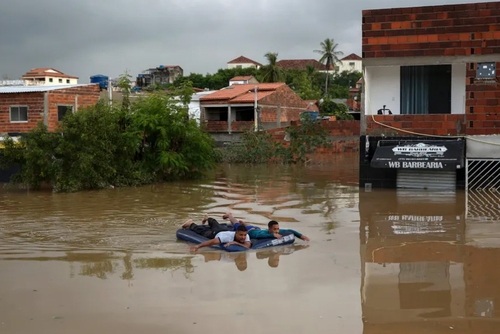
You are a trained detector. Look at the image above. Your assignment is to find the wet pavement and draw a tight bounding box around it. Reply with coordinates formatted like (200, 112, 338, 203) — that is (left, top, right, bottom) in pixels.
(1, 153, 499, 333)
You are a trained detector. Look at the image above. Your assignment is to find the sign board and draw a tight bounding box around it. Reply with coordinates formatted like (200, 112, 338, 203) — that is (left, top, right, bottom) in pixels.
(371, 140, 464, 170)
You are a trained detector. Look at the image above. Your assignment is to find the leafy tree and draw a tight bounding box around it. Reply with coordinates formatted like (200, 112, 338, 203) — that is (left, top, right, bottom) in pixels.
(314, 38, 344, 94)
(261, 52, 285, 83)
(319, 99, 353, 120)
(332, 70, 362, 88)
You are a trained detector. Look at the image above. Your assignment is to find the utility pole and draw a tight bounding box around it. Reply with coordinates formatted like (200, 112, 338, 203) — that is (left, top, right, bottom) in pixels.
(108, 78, 113, 106)
(254, 86, 258, 131)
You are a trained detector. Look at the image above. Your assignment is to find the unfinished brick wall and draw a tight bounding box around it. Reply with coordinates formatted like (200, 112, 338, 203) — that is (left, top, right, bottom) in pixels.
(366, 114, 467, 136)
(466, 62, 500, 135)
(362, 2, 500, 58)
(0, 85, 100, 133)
(0, 92, 45, 133)
(258, 85, 306, 122)
(267, 120, 360, 155)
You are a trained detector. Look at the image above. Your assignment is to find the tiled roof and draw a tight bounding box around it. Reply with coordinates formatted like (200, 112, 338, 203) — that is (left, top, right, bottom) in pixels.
(200, 83, 285, 102)
(21, 68, 79, 79)
(276, 59, 333, 71)
(227, 56, 262, 66)
(230, 76, 254, 81)
(341, 53, 362, 61)
(0, 84, 94, 94)
(230, 91, 275, 103)
(304, 100, 319, 111)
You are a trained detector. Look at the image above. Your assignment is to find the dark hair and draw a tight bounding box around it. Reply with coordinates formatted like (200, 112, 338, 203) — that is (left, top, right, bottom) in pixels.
(268, 220, 279, 228)
(236, 225, 247, 232)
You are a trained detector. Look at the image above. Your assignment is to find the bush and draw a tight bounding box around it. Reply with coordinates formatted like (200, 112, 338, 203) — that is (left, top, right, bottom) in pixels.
(319, 99, 354, 120)
(221, 118, 331, 164)
(1, 89, 217, 192)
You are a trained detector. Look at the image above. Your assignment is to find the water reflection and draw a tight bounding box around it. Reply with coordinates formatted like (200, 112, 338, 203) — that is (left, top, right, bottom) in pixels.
(200, 245, 310, 271)
(359, 189, 500, 333)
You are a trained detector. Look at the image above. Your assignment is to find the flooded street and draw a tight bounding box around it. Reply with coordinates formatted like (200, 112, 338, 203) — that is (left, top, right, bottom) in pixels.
(1, 153, 500, 333)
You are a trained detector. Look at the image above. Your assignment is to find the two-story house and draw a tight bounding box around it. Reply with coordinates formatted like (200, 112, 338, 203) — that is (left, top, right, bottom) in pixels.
(360, 1, 500, 192)
(21, 68, 78, 86)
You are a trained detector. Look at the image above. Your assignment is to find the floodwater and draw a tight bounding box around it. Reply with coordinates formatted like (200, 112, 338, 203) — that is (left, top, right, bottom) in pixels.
(0, 153, 499, 334)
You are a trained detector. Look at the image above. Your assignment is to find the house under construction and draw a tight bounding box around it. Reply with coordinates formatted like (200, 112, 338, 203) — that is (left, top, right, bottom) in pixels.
(135, 65, 183, 88)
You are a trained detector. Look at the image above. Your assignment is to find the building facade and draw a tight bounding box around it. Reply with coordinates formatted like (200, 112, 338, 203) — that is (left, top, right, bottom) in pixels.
(0, 84, 100, 134)
(21, 68, 78, 86)
(360, 1, 500, 191)
(227, 56, 262, 69)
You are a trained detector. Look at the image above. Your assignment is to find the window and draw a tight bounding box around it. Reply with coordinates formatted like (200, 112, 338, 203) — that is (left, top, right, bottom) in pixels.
(66, 79, 70, 84)
(400, 65, 451, 115)
(49, 78, 53, 83)
(58, 79, 63, 83)
(57, 105, 73, 121)
(236, 65, 242, 68)
(10, 106, 28, 122)
(349, 62, 355, 67)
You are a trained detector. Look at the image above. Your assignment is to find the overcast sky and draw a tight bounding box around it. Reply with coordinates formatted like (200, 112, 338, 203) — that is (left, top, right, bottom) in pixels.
(0, 0, 485, 83)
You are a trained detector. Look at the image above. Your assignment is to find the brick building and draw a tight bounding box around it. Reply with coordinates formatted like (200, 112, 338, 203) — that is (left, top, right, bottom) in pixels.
(0, 84, 100, 134)
(360, 1, 500, 190)
(199, 83, 309, 138)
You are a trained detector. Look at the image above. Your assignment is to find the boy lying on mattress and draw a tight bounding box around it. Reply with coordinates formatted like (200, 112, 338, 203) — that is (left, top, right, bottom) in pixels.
(223, 212, 310, 242)
(181, 212, 310, 252)
(180, 216, 251, 252)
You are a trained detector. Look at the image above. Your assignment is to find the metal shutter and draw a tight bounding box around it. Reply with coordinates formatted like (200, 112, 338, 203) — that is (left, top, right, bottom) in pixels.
(397, 169, 456, 191)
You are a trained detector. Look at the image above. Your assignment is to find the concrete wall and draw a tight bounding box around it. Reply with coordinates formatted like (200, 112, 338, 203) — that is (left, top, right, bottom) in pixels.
(365, 66, 400, 115)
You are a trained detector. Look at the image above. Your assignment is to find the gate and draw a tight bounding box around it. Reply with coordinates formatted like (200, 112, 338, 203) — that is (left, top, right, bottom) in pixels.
(466, 159, 500, 221)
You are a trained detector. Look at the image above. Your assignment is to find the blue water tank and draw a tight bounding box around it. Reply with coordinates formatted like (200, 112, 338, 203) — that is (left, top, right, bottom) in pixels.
(90, 74, 109, 89)
(301, 111, 319, 121)
(159, 65, 164, 69)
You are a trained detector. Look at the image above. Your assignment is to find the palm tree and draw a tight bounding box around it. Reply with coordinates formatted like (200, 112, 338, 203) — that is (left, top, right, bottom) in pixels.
(314, 38, 344, 95)
(261, 52, 284, 83)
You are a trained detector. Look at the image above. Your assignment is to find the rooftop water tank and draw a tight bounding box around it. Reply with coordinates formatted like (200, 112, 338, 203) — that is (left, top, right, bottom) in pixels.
(90, 74, 109, 89)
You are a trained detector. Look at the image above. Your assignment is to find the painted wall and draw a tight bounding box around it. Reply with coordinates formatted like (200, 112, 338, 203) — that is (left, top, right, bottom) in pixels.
(337, 60, 362, 73)
(227, 63, 260, 70)
(365, 64, 466, 115)
(365, 66, 400, 115)
(451, 63, 466, 115)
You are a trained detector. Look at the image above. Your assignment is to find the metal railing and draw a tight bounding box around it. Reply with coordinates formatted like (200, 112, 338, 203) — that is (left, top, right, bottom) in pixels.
(466, 159, 500, 221)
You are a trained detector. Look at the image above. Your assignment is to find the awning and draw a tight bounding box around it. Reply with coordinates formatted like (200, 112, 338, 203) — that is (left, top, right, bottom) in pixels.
(370, 139, 465, 170)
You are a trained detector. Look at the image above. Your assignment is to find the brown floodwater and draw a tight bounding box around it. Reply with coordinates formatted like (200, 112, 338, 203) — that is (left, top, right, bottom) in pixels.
(0, 152, 499, 334)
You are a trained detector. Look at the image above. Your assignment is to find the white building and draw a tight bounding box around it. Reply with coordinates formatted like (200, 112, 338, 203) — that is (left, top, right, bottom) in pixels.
(21, 68, 78, 86)
(229, 76, 259, 86)
(227, 56, 262, 70)
(336, 53, 363, 73)
(189, 90, 218, 123)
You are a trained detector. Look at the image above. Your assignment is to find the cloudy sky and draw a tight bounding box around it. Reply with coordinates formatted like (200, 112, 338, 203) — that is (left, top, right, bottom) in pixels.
(0, 0, 483, 83)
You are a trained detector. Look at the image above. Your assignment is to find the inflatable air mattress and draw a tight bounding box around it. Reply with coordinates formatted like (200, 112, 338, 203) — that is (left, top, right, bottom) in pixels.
(176, 229, 295, 252)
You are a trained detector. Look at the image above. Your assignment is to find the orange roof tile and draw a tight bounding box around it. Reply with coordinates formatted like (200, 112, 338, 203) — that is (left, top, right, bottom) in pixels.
(227, 56, 262, 66)
(21, 68, 78, 79)
(230, 91, 275, 103)
(200, 83, 285, 102)
(341, 53, 362, 61)
(276, 59, 333, 71)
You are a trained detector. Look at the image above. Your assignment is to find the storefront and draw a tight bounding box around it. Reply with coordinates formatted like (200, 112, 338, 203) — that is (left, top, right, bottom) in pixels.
(369, 139, 465, 191)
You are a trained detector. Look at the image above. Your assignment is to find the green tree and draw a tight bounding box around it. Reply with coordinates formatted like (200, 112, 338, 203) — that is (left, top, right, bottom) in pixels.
(261, 52, 284, 83)
(332, 70, 362, 88)
(314, 38, 344, 95)
(319, 99, 353, 120)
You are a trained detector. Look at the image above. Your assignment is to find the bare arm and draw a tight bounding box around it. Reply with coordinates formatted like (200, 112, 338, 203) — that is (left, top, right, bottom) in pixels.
(190, 238, 221, 252)
(224, 240, 251, 249)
